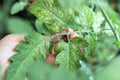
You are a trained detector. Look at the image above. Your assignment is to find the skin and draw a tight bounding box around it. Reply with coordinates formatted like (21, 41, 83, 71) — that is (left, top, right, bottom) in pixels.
(0, 28, 78, 79)
(0, 34, 25, 78)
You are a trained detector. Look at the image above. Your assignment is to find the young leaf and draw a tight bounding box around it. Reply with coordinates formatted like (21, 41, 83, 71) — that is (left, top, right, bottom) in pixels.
(5, 31, 48, 80)
(55, 41, 86, 71)
(93, 12, 105, 33)
(11, 1, 27, 15)
(71, 37, 89, 47)
(35, 19, 54, 35)
(77, 6, 94, 28)
(28, 0, 74, 34)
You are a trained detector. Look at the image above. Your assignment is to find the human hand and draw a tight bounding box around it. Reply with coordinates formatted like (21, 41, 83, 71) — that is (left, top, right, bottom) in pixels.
(0, 28, 79, 79)
(0, 34, 24, 78)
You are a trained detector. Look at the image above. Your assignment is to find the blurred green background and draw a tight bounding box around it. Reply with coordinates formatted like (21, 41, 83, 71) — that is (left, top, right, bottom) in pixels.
(0, 0, 36, 39)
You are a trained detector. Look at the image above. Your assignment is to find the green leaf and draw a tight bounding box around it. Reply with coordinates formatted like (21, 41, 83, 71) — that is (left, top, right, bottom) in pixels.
(93, 11, 105, 33)
(35, 19, 43, 33)
(115, 41, 120, 48)
(55, 42, 86, 71)
(28, 0, 74, 34)
(77, 5, 94, 27)
(28, 61, 79, 80)
(35, 19, 54, 35)
(5, 31, 48, 80)
(71, 37, 89, 47)
(48, 41, 54, 54)
(7, 17, 34, 33)
(11, 1, 27, 15)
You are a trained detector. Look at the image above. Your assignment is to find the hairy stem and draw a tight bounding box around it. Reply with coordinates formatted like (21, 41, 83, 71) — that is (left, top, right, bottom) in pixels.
(101, 8, 119, 41)
(49, 30, 81, 41)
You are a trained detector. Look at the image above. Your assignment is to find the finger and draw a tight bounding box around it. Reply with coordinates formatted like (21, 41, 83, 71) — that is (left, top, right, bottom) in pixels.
(0, 34, 25, 77)
(69, 32, 79, 39)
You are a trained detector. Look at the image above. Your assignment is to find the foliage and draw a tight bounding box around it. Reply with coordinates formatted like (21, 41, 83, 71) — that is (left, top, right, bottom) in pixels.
(5, 32, 48, 80)
(11, 1, 27, 15)
(7, 17, 33, 33)
(27, 62, 80, 80)
(55, 37, 88, 70)
(0, 0, 120, 80)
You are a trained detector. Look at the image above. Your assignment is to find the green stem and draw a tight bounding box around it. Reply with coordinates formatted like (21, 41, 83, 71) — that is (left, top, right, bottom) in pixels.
(49, 30, 79, 42)
(101, 8, 119, 41)
(49, 32, 69, 41)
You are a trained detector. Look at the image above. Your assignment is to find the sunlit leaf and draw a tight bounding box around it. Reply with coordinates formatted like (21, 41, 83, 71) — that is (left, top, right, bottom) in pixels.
(55, 38, 87, 71)
(28, 0, 76, 35)
(5, 32, 48, 80)
(11, 1, 27, 15)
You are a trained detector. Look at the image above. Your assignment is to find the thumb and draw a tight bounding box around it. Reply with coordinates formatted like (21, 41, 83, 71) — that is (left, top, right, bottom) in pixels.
(0, 34, 25, 78)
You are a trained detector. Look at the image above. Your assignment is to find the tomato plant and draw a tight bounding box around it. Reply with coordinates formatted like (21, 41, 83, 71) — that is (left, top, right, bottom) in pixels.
(1, 0, 120, 80)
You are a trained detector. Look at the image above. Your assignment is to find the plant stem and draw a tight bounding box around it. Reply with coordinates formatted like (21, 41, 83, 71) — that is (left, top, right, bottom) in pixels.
(49, 30, 81, 41)
(49, 32, 69, 41)
(101, 8, 119, 41)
